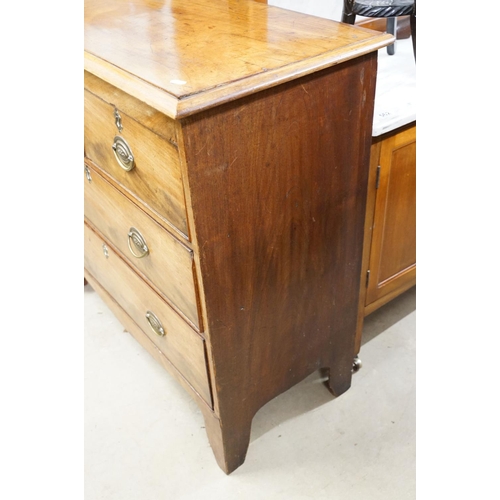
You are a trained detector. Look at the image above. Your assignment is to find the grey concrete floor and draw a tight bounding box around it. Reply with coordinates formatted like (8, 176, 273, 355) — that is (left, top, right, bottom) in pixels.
(84, 285, 415, 499)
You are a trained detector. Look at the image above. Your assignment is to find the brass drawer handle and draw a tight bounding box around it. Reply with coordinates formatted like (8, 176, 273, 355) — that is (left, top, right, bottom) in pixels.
(146, 311, 166, 337)
(127, 227, 149, 258)
(112, 136, 135, 171)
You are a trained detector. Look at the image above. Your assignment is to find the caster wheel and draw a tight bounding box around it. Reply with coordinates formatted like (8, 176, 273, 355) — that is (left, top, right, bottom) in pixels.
(352, 356, 362, 373)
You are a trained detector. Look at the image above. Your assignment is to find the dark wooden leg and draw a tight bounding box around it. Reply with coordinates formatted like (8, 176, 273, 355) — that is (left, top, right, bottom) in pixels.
(341, 1, 356, 24)
(342, 11, 356, 24)
(387, 17, 397, 55)
(410, 5, 416, 60)
(200, 405, 253, 475)
(84, 278, 88, 286)
(324, 352, 355, 397)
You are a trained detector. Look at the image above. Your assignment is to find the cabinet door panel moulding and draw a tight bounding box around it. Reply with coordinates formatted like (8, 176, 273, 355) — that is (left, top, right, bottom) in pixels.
(355, 123, 416, 353)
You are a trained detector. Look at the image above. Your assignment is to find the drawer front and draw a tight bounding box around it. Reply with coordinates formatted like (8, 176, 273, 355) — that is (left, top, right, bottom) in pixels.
(84, 87, 189, 238)
(84, 222, 211, 406)
(84, 163, 201, 330)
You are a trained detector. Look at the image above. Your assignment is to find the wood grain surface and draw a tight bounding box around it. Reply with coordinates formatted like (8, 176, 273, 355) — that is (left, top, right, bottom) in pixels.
(354, 139, 382, 354)
(180, 54, 378, 472)
(84, 0, 392, 118)
(84, 0, 390, 475)
(354, 124, 416, 350)
(85, 71, 178, 143)
(84, 222, 212, 405)
(84, 86, 189, 237)
(366, 124, 416, 307)
(84, 163, 201, 330)
(85, 270, 215, 410)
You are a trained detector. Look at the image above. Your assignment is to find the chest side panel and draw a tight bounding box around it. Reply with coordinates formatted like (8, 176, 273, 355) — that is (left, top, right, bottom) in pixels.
(181, 54, 378, 417)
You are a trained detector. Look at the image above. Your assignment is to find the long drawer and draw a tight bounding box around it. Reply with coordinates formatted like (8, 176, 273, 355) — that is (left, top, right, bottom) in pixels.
(84, 222, 212, 406)
(84, 163, 201, 331)
(84, 78, 189, 238)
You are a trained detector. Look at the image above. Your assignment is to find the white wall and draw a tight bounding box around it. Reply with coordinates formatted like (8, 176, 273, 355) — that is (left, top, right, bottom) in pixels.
(268, 0, 344, 22)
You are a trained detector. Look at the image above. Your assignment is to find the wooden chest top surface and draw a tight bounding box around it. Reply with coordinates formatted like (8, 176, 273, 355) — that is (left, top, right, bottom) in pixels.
(84, 0, 392, 118)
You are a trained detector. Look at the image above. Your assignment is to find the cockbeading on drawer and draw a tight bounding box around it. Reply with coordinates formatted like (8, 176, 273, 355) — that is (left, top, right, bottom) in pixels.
(84, 162, 202, 331)
(84, 222, 211, 406)
(84, 72, 190, 240)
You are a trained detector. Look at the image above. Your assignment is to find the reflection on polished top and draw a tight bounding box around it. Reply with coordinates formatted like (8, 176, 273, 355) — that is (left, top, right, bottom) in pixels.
(84, 0, 392, 118)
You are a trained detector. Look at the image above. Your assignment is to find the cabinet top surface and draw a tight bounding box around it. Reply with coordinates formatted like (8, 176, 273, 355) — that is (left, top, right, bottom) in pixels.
(84, 0, 392, 118)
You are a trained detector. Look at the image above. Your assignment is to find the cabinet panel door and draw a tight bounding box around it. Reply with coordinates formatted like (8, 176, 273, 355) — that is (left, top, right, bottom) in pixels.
(366, 124, 416, 307)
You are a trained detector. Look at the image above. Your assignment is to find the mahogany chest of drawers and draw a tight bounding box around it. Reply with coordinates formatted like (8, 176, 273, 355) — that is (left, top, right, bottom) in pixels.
(84, 0, 391, 474)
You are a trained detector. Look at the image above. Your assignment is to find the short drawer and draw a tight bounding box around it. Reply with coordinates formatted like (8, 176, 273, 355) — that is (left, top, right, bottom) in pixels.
(84, 222, 212, 406)
(84, 77, 189, 238)
(84, 163, 201, 331)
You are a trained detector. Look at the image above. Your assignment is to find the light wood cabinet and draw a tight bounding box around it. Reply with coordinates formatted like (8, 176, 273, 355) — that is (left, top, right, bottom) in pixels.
(355, 122, 416, 353)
